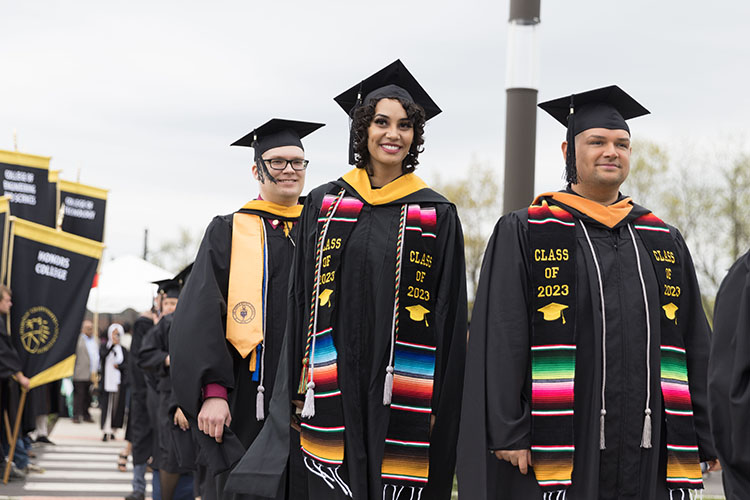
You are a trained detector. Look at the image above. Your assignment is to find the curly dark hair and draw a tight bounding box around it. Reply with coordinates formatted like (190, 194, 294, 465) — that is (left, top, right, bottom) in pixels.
(351, 97, 426, 174)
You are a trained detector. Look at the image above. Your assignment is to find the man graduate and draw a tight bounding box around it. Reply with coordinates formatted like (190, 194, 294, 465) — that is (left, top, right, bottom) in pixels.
(709, 249, 750, 499)
(458, 86, 717, 500)
(169, 119, 324, 499)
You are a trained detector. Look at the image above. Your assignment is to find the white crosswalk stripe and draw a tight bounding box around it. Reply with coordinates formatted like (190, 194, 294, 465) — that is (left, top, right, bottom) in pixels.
(0, 414, 153, 499)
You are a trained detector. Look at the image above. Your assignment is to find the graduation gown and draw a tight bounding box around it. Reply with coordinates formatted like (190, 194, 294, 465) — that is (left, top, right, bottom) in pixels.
(458, 192, 715, 500)
(708, 249, 750, 499)
(227, 170, 468, 500)
(140, 313, 194, 474)
(129, 315, 156, 464)
(170, 202, 301, 483)
(0, 317, 23, 442)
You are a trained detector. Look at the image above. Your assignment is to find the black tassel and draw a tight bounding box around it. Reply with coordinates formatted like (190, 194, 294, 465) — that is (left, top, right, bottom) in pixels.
(347, 85, 364, 166)
(565, 95, 577, 185)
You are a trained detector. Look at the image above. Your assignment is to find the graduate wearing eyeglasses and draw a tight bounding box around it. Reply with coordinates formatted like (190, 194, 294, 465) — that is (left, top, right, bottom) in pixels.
(169, 119, 324, 499)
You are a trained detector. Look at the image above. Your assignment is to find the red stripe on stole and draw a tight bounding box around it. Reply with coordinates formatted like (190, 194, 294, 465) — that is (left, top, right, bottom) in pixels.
(392, 374, 434, 400)
(313, 363, 339, 391)
(662, 381, 694, 407)
(532, 381, 574, 407)
(635, 212, 665, 226)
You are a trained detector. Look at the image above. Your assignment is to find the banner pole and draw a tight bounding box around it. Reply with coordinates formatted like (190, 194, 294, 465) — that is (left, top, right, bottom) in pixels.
(3, 386, 28, 484)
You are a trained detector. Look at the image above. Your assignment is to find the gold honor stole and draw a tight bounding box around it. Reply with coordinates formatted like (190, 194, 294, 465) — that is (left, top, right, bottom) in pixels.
(528, 202, 703, 496)
(226, 200, 302, 369)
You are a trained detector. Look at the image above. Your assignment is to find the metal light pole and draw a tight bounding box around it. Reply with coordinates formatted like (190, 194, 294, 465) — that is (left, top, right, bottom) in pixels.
(502, 0, 541, 213)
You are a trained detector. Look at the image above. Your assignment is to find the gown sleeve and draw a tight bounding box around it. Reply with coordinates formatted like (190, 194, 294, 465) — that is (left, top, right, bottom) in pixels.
(0, 321, 22, 379)
(709, 250, 750, 474)
(170, 216, 234, 418)
(457, 211, 532, 499)
(673, 229, 716, 461)
(138, 320, 169, 375)
(425, 203, 468, 498)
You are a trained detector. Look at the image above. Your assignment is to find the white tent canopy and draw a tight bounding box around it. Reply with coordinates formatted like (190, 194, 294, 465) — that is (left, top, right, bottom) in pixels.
(87, 255, 172, 314)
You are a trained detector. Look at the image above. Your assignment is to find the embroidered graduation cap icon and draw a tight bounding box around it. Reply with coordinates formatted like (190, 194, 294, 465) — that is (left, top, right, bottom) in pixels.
(538, 302, 569, 324)
(318, 289, 333, 308)
(405, 304, 430, 326)
(662, 302, 678, 323)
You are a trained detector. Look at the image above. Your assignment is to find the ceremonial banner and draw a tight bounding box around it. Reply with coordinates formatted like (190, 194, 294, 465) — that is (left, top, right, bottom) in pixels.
(0, 150, 54, 228)
(59, 180, 107, 242)
(0, 196, 9, 283)
(48, 170, 61, 227)
(6, 218, 103, 388)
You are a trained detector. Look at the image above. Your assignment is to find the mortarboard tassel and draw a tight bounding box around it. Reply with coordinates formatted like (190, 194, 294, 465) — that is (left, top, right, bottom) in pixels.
(565, 95, 578, 185)
(347, 86, 364, 165)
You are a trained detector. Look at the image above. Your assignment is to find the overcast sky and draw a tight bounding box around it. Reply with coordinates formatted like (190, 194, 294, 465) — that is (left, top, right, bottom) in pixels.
(2, 0, 749, 263)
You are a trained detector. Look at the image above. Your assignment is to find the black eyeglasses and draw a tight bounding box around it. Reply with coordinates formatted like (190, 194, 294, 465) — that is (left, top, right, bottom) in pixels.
(262, 158, 309, 171)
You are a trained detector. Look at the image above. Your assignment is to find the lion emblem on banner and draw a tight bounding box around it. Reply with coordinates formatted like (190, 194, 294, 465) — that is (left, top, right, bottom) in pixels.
(19, 306, 60, 354)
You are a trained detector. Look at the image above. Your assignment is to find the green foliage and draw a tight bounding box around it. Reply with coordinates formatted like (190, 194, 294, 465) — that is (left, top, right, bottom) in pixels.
(431, 160, 502, 314)
(625, 140, 750, 322)
(148, 226, 201, 273)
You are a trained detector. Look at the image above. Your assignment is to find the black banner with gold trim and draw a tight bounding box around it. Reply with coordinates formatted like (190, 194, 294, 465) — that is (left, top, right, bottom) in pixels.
(0, 150, 55, 228)
(59, 180, 107, 242)
(0, 196, 10, 284)
(6, 218, 103, 388)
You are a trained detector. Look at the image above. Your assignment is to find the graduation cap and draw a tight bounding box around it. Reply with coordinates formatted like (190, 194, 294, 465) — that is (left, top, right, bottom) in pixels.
(153, 263, 194, 299)
(318, 288, 333, 308)
(231, 119, 325, 184)
(405, 304, 430, 326)
(662, 302, 678, 323)
(538, 85, 650, 184)
(538, 302, 569, 324)
(333, 60, 442, 164)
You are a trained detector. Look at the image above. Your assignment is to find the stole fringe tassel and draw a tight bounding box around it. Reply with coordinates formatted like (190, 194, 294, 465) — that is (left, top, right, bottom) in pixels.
(256, 386, 265, 421)
(304, 457, 352, 497)
(383, 366, 394, 405)
(668, 488, 703, 500)
(301, 382, 316, 418)
(382, 484, 423, 500)
(542, 490, 567, 500)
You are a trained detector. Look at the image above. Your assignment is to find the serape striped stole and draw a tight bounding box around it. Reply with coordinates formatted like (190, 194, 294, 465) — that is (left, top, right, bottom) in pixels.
(633, 213, 703, 492)
(528, 201, 577, 494)
(298, 188, 439, 498)
(527, 203, 703, 496)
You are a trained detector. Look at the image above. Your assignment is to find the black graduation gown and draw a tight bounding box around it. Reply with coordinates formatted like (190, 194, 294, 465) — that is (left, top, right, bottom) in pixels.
(129, 315, 156, 464)
(140, 313, 194, 474)
(0, 318, 23, 443)
(0, 318, 22, 379)
(458, 195, 715, 500)
(227, 174, 468, 500)
(170, 206, 299, 481)
(708, 249, 750, 499)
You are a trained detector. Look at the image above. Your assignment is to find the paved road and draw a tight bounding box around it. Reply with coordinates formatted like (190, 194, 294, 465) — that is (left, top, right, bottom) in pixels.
(0, 409, 151, 499)
(0, 411, 728, 499)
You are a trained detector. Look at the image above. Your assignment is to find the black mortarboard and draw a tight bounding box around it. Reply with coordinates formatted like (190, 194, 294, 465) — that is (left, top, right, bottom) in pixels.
(538, 85, 649, 184)
(334, 60, 441, 164)
(231, 119, 324, 184)
(153, 263, 193, 299)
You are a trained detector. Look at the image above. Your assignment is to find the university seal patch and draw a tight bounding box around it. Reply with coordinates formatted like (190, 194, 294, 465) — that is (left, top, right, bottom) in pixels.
(232, 301, 256, 324)
(19, 306, 60, 354)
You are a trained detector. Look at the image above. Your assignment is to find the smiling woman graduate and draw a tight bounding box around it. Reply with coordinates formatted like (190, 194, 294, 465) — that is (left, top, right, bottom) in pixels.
(226, 60, 468, 500)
